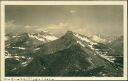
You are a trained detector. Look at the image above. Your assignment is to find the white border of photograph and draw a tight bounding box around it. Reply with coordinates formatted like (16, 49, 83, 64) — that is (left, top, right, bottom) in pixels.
(0, 1, 127, 81)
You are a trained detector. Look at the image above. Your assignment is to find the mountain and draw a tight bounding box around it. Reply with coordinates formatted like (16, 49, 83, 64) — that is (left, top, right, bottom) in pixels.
(100, 35, 122, 44)
(90, 35, 106, 43)
(6, 31, 123, 77)
(107, 36, 123, 56)
(5, 31, 58, 76)
(6, 31, 58, 46)
(106, 36, 123, 67)
(5, 31, 58, 55)
(35, 31, 109, 55)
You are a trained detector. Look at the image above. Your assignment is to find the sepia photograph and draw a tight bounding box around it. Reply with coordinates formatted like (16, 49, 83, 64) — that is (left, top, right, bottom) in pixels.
(0, 1, 127, 81)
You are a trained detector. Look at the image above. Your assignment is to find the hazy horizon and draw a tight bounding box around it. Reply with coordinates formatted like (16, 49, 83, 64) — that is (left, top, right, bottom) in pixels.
(5, 5, 123, 37)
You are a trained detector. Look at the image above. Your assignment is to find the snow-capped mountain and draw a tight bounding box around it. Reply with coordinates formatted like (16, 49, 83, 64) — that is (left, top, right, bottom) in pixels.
(5, 31, 58, 59)
(6, 31, 58, 43)
(28, 31, 58, 42)
(5, 31, 58, 75)
(5, 31, 123, 77)
(90, 35, 106, 43)
(5, 31, 58, 50)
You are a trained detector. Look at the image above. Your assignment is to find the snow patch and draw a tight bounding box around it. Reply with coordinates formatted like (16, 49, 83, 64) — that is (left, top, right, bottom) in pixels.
(12, 47, 26, 50)
(88, 57, 93, 65)
(12, 36, 20, 38)
(88, 44, 95, 50)
(92, 35, 106, 43)
(99, 54, 115, 63)
(29, 34, 58, 42)
(11, 67, 17, 71)
(74, 34, 90, 42)
(77, 41, 85, 47)
(21, 57, 33, 67)
(74, 33, 97, 50)
(43, 35, 58, 41)
(12, 36, 17, 38)
(29, 34, 45, 41)
(34, 48, 40, 51)
(74, 33, 97, 45)
(21, 62, 28, 67)
(13, 56, 26, 61)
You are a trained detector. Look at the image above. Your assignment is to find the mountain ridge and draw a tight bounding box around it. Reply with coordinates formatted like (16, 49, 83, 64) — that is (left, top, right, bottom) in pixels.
(5, 30, 123, 77)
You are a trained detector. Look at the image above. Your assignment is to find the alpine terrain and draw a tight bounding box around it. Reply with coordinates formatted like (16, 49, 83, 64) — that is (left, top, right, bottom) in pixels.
(5, 31, 123, 77)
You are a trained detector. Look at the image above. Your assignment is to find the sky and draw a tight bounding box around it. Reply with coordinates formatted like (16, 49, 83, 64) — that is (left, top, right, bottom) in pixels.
(5, 5, 123, 37)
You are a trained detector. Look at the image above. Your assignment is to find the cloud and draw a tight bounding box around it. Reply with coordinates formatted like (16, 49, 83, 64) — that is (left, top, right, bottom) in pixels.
(24, 25, 31, 29)
(70, 10, 76, 14)
(5, 20, 92, 36)
(5, 20, 16, 28)
(5, 20, 41, 34)
(35, 22, 92, 36)
(5, 20, 22, 34)
(34, 23, 69, 36)
(24, 25, 41, 29)
(44, 23, 68, 30)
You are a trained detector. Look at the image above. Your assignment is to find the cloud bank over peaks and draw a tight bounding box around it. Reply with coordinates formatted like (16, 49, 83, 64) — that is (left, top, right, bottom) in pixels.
(5, 20, 93, 37)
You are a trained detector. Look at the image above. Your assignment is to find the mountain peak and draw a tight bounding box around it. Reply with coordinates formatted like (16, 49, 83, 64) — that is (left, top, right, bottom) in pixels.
(66, 30, 74, 33)
(63, 31, 77, 38)
(60, 31, 77, 42)
(65, 31, 74, 35)
(38, 30, 51, 36)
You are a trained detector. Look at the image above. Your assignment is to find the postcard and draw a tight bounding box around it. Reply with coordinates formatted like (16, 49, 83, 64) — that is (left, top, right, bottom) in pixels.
(0, 1, 127, 81)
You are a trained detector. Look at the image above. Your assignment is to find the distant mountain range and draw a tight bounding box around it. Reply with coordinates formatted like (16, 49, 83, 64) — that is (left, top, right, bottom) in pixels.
(5, 31, 123, 77)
